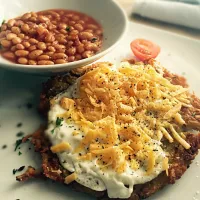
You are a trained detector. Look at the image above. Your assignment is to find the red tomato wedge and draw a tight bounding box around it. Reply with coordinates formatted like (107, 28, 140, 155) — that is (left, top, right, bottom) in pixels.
(130, 39, 160, 61)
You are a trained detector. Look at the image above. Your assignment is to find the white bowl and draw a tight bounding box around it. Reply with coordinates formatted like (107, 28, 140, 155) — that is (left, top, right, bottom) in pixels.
(0, 0, 128, 75)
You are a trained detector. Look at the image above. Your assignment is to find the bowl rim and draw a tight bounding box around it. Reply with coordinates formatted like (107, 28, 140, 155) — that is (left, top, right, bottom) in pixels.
(0, 0, 128, 71)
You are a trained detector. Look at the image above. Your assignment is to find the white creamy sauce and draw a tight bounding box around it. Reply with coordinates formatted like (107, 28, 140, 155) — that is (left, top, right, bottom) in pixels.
(45, 76, 166, 199)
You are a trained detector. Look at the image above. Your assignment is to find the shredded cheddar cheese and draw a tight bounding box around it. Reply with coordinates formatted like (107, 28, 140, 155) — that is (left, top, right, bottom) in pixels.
(51, 142, 71, 153)
(64, 173, 77, 184)
(54, 61, 191, 175)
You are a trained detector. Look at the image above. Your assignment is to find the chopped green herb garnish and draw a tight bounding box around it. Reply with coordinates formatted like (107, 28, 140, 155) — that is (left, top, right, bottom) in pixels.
(1, 19, 6, 25)
(16, 131, 24, 137)
(18, 151, 22, 156)
(66, 26, 71, 31)
(51, 117, 64, 134)
(91, 37, 97, 43)
(13, 166, 25, 175)
(56, 117, 63, 126)
(16, 122, 22, 127)
(15, 139, 23, 151)
(2, 144, 7, 149)
(0, 44, 2, 49)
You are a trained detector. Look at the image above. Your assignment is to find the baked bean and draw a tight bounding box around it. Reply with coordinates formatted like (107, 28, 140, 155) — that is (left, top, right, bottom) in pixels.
(70, 30, 79, 36)
(12, 37, 22, 45)
(45, 34, 55, 42)
(59, 11, 65, 15)
(68, 56, 75, 62)
(2, 51, 15, 60)
(84, 29, 93, 33)
(75, 54, 82, 60)
(37, 42, 46, 50)
(38, 60, 54, 65)
(0, 38, 5, 43)
(66, 13, 73, 18)
(74, 38, 81, 46)
(67, 41, 74, 47)
(72, 15, 80, 21)
(60, 29, 67, 34)
(87, 24, 98, 30)
(29, 38, 38, 44)
(31, 12, 37, 18)
(11, 27, 21, 34)
(48, 11, 60, 18)
(21, 24, 30, 33)
(58, 23, 67, 30)
(62, 17, 69, 23)
(52, 53, 67, 60)
(37, 54, 50, 60)
(66, 47, 76, 56)
(48, 46, 56, 52)
(82, 51, 93, 58)
(51, 21, 57, 25)
(45, 51, 54, 56)
(67, 35, 77, 41)
(68, 21, 76, 26)
(77, 20, 85, 25)
(79, 32, 93, 40)
(22, 13, 32, 20)
(18, 57, 28, 64)
(37, 27, 48, 36)
(53, 29, 60, 34)
(81, 40, 88, 44)
(48, 24, 56, 30)
(77, 45, 85, 54)
(96, 30, 103, 36)
(7, 19, 16, 27)
(11, 46, 17, 52)
(58, 38, 67, 44)
(28, 45, 37, 51)
(55, 59, 67, 64)
(29, 50, 43, 59)
(28, 60, 37, 65)
(29, 17, 37, 22)
(22, 41, 30, 48)
(18, 33, 25, 39)
(5, 30, 11, 34)
(1, 24, 7, 31)
(16, 44, 25, 50)
(28, 29, 37, 35)
(38, 15, 50, 23)
(1, 39, 12, 48)
(46, 14, 52, 19)
(15, 50, 29, 57)
(6, 33, 17, 41)
(15, 20, 24, 27)
(0, 31, 6, 38)
(85, 43, 98, 51)
(74, 24, 83, 32)
(53, 44, 65, 51)
(25, 36, 29, 40)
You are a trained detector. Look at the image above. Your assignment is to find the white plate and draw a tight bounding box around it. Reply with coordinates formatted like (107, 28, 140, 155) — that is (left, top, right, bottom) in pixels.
(0, 22, 200, 200)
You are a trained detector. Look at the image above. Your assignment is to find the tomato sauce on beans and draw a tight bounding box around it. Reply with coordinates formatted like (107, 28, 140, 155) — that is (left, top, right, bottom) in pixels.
(0, 9, 103, 65)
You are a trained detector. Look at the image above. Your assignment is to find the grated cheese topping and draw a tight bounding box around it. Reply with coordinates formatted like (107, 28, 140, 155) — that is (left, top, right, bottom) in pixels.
(58, 61, 190, 172)
(46, 61, 191, 198)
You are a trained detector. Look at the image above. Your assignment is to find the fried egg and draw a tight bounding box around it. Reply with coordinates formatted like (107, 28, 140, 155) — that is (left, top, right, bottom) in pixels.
(45, 61, 190, 198)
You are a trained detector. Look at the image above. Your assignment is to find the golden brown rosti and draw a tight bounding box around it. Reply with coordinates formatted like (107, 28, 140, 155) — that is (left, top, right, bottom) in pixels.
(16, 60, 200, 200)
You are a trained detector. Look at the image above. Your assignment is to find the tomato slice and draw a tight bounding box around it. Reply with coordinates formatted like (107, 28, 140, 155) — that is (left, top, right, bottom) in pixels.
(130, 39, 160, 61)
